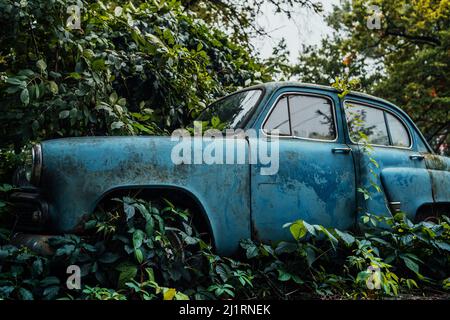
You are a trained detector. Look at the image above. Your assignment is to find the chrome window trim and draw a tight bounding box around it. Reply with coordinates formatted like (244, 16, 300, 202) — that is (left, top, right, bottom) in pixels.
(343, 100, 413, 150)
(261, 92, 339, 143)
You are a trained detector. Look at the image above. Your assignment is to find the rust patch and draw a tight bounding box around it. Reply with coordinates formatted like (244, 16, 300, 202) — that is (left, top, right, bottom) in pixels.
(425, 154, 448, 171)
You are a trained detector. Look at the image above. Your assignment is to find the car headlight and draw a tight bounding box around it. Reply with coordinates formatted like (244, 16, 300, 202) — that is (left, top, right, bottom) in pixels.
(30, 144, 42, 186)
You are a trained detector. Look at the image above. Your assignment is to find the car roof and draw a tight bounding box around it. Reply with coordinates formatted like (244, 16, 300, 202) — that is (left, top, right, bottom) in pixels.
(247, 81, 400, 109)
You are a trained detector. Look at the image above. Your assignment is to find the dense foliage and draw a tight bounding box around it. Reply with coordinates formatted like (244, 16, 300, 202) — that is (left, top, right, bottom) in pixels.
(0, 194, 449, 300)
(0, 0, 271, 156)
(293, 0, 450, 154)
(0, 0, 449, 300)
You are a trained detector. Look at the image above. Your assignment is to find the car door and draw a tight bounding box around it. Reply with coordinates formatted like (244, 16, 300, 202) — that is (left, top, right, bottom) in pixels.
(343, 98, 434, 222)
(250, 88, 357, 243)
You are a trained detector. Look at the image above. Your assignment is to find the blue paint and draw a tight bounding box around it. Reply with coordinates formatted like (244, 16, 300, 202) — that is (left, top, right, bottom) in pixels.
(26, 82, 449, 255)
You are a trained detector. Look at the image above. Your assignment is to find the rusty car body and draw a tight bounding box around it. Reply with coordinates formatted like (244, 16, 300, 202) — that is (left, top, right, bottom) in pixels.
(11, 82, 450, 255)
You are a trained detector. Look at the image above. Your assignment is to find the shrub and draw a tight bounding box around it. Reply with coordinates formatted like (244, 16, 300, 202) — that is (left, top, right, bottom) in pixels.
(0, 195, 448, 300)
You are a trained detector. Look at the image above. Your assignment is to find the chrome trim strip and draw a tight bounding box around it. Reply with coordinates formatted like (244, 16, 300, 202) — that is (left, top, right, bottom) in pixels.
(31, 144, 42, 186)
(343, 99, 413, 150)
(261, 91, 339, 143)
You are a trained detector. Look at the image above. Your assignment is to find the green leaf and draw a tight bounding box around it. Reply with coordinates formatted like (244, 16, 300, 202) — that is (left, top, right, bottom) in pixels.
(174, 291, 189, 300)
(40, 277, 60, 286)
(18, 69, 34, 77)
(183, 234, 198, 245)
(31, 84, 40, 99)
(18, 287, 33, 300)
(291, 274, 304, 284)
(32, 259, 43, 276)
(241, 239, 259, 259)
(68, 72, 82, 80)
(216, 264, 229, 282)
(124, 203, 135, 220)
(117, 98, 126, 107)
(36, 59, 47, 72)
(91, 59, 106, 71)
(401, 256, 420, 275)
(277, 269, 291, 281)
(433, 240, 450, 252)
(6, 77, 24, 87)
(163, 288, 177, 300)
(117, 264, 138, 288)
(0, 184, 13, 192)
(211, 116, 220, 128)
(302, 220, 316, 236)
(5, 86, 22, 94)
(145, 267, 155, 282)
(111, 121, 124, 130)
(145, 219, 154, 236)
(134, 248, 144, 263)
(109, 92, 118, 105)
(20, 88, 29, 105)
(43, 286, 59, 299)
(335, 229, 355, 246)
(132, 230, 144, 249)
(146, 33, 165, 48)
(59, 110, 70, 119)
(289, 220, 307, 241)
(48, 81, 58, 94)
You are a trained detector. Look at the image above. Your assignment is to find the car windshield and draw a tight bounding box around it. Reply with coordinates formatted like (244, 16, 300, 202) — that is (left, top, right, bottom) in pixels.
(195, 89, 262, 129)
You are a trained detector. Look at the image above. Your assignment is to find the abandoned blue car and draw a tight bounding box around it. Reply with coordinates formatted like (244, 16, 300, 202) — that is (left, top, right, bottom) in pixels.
(11, 82, 450, 255)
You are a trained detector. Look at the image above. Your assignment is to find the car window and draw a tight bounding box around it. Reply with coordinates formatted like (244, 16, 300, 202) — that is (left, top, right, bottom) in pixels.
(386, 113, 410, 147)
(288, 95, 336, 140)
(196, 89, 262, 129)
(263, 96, 291, 135)
(345, 102, 389, 145)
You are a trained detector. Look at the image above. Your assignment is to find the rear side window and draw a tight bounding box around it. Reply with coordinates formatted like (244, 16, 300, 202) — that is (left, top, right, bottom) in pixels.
(386, 113, 411, 147)
(345, 103, 389, 145)
(263, 94, 336, 141)
(345, 101, 411, 147)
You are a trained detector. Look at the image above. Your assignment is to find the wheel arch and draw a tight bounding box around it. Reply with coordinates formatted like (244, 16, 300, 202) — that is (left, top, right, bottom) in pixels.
(89, 184, 216, 250)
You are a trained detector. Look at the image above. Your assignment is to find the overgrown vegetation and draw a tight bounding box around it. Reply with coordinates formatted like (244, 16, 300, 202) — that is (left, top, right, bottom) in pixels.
(293, 0, 450, 154)
(0, 0, 272, 159)
(0, 193, 449, 300)
(0, 0, 449, 300)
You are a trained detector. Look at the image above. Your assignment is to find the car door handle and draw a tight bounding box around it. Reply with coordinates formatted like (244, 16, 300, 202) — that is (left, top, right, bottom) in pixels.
(410, 154, 425, 160)
(332, 147, 352, 154)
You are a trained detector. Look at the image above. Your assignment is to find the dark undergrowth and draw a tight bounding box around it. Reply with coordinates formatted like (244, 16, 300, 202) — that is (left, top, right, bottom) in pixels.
(0, 189, 449, 300)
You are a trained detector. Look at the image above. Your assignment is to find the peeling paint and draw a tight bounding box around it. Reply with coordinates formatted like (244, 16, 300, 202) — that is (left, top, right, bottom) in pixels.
(12, 83, 450, 256)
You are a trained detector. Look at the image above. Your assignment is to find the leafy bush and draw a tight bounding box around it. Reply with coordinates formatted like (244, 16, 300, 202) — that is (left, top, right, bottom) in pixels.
(0, 0, 270, 156)
(0, 195, 448, 300)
